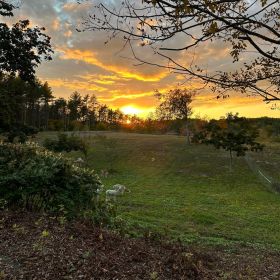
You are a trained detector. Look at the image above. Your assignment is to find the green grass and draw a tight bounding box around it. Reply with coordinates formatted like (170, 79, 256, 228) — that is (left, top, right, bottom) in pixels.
(38, 131, 280, 249)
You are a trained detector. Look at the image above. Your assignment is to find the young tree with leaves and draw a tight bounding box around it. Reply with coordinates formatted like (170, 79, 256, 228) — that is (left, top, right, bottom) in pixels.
(156, 88, 194, 143)
(194, 113, 264, 170)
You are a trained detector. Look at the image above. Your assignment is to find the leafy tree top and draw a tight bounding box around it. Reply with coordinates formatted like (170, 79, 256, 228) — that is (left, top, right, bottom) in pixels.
(0, 1, 53, 81)
(0, 0, 14, 16)
(194, 113, 264, 157)
(155, 88, 194, 120)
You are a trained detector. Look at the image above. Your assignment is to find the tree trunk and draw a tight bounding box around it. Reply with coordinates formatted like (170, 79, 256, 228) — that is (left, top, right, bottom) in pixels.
(185, 121, 191, 144)
(229, 149, 233, 172)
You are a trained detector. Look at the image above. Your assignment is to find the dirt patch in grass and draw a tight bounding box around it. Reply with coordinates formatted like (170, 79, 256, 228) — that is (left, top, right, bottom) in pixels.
(0, 210, 279, 279)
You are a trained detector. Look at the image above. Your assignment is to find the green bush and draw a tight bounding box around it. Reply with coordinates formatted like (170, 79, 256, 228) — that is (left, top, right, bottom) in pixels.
(43, 133, 88, 156)
(0, 142, 101, 216)
(2, 123, 38, 143)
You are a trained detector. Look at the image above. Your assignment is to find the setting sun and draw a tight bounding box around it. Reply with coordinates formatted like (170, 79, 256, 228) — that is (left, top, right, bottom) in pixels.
(120, 105, 142, 116)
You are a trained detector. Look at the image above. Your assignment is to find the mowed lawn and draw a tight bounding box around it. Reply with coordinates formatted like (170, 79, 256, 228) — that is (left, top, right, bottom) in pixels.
(38, 131, 280, 249)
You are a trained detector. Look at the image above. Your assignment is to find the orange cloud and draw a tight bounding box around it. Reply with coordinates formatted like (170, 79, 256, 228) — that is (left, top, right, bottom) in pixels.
(64, 30, 72, 38)
(62, 3, 77, 11)
(52, 19, 60, 31)
(47, 78, 107, 92)
(192, 92, 277, 119)
(62, 2, 92, 12)
(77, 74, 131, 82)
(58, 48, 168, 82)
(94, 80, 115, 85)
(193, 92, 261, 108)
(98, 91, 156, 102)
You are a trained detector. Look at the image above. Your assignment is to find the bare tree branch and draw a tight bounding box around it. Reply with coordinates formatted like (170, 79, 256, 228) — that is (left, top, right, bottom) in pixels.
(81, 0, 280, 102)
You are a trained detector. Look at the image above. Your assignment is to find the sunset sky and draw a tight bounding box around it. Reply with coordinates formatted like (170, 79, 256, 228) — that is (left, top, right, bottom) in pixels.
(9, 0, 280, 119)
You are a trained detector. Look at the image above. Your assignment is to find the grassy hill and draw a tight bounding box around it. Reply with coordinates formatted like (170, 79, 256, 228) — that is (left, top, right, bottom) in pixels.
(39, 131, 280, 249)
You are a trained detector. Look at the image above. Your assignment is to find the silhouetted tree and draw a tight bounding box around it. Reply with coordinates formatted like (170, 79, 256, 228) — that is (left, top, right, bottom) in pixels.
(156, 88, 194, 143)
(87, 94, 99, 129)
(49, 98, 68, 130)
(0, 2, 53, 82)
(97, 105, 109, 123)
(0, 75, 53, 141)
(0, 1, 53, 141)
(68, 92, 83, 122)
(0, 0, 13, 16)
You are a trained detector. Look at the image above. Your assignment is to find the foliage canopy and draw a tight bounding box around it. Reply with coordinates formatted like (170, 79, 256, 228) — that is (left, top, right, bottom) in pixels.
(194, 113, 264, 168)
(0, 1, 53, 81)
(155, 88, 193, 121)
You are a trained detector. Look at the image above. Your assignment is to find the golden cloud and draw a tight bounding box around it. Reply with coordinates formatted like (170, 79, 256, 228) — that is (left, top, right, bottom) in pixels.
(77, 73, 131, 82)
(62, 3, 77, 11)
(193, 92, 262, 108)
(98, 91, 156, 102)
(57, 48, 168, 82)
(52, 19, 60, 31)
(47, 78, 107, 93)
(75, 73, 129, 86)
(64, 30, 72, 38)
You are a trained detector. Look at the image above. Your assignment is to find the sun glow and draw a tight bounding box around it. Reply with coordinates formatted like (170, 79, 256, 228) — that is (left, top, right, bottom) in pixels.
(121, 105, 142, 116)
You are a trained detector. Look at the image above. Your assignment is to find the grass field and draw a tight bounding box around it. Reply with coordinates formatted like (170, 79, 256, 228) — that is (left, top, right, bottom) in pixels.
(38, 131, 280, 249)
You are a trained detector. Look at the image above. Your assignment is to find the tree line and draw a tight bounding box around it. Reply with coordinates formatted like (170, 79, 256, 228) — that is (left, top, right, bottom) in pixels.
(0, 74, 134, 133)
(0, 73, 196, 136)
(1, 73, 280, 138)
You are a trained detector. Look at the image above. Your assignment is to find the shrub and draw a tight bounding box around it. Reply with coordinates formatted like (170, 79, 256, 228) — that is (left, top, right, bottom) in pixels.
(2, 123, 38, 143)
(43, 133, 88, 156)
(0, 142, 101, 216)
